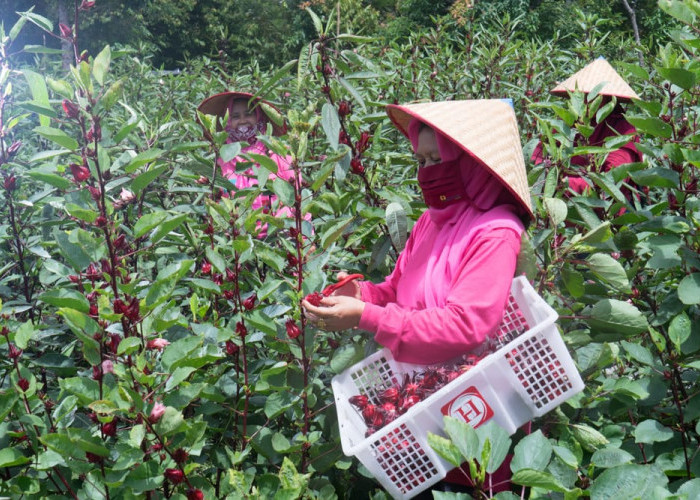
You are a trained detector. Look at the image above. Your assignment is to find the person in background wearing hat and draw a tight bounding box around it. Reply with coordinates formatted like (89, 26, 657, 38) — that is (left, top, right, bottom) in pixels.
(197, 91, 296, 237)
(532, 58, 643, 202)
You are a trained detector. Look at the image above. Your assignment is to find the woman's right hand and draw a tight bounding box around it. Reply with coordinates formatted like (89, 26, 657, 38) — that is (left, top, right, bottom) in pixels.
(331, 271, 362, 300)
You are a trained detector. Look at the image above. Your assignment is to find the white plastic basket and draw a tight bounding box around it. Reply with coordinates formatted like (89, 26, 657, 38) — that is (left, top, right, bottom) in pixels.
(331, 276, 584, 499)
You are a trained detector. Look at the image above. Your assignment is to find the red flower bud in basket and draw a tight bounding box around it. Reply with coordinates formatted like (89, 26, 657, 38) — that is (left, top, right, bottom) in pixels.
(371, 411, 385, 428)
(62, 99, 80, 118)
(380, 387, 399, 404)
(362, 404, 377, 422)
(69, 162, 91, 183)
(186, 489, 204, 500)
(286, 319, 301, 339)
(243, 293, 257, 310)
(400, 395, 421, 413)
(17, 377, 30, 392)
(382, 402, 397, 422)
(164, 468, 185, 484)
(349, 394, 368, 409)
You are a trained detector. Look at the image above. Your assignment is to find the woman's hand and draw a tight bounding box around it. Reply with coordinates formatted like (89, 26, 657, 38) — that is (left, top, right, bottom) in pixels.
(330, 271, 362, 300)
(302, 295, 365, 331)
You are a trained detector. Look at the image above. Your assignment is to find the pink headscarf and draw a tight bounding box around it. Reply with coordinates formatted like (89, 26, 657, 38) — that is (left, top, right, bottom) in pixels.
(407, 120, 516, 225)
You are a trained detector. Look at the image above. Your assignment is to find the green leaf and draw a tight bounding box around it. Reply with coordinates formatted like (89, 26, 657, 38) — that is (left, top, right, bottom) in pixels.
(27, 171, 72, 189)
(628, 167, 679, 188)
(65, 203, 98, 223)
(0, 448, 32, 468)
(668, 312, 691, 353)
(124, 148, 165, 174)
(246, 153, 279, 174)
(23, 69, 50, 127)
(92, 45, 111, 86)
(587, 299, 648, 339)
(132, 164, 167, 193)
(264, 391, 296, 419)
(205, 247, 227, 274)
(14, 321, 36, 350)
(552, 445, 579, 468)
(150, 214, 188, 244)
(591, 447, 635, 468)
(338, 76, 366, 110)
(571, 424, 609, 452)
(544, 197, 567, 226)
(625, 116, 672, 139)
(589, 464, 668, 499)
(20, 10, 53, 32)
(385, 202, 407, 252)
(585, 253, 630, 292)
(53, 229, 93, 271)
(443, 415, 479, 462)
(561, 267, 585, 298)
(511, 469, 568, 492)
(9, 13, 28, 41)
(330, 344, 363, 374)
(657, 67, 696, 90)
(221, 142, 241, 163)
(34, 126, 79, 151)
(165, 367, 196, 392)
(134, 211, 169, 238)
(320, 216, 353, 250)
(154, 407, 185, 436)
(678, 273, 700, 305)
(321, 103, 341, 151)
(255, 58, 297, 101)
(477, 421, 511, 474)
(117, 336, 142, 356)
(306, 8, 323, 36)
(511, 430, 552, 472)
(427, 432, 463, 467)
(99, 78, 123, 111)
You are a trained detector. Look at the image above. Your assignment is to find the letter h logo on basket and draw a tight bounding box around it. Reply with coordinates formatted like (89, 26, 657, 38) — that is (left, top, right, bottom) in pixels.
(441, 386, 494, 428)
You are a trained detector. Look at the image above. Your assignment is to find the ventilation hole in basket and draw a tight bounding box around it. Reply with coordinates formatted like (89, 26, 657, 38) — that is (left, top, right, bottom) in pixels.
(350, 356, 396, 405)
(370, 424, 439, 494)
(493, 294, 531, 347)
(506, 333, 575, 409)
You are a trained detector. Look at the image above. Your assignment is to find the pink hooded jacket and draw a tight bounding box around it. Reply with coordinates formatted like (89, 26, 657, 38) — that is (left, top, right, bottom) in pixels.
(358, 123, 525, 364)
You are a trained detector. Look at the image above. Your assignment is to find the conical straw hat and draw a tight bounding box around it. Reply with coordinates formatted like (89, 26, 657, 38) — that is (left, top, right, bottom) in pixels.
(197, 91, 287, 139)
(386, 99, 533, 220)
(551, 58, 639, 101)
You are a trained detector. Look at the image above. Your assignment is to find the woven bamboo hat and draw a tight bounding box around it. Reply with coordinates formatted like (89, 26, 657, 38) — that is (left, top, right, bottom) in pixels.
(386, 99, 533, 220)
(551, 58, 640, 101)
(197, 91, 287, 138)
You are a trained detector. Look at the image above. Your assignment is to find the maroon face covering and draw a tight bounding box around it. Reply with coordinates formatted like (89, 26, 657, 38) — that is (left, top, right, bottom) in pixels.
(417, 157, 467, 208)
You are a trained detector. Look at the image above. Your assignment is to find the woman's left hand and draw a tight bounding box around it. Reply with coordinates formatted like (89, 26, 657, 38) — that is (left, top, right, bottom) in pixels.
(302, 295, 365, 331)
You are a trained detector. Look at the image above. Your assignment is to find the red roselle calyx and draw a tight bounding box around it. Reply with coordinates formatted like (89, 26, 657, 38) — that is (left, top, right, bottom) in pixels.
(201, 261, 212, 275)
(286, 319, 301, 339)
(17, 378, 30, 391)
(304, 292, 323, 306)
(164, 468, 185, 484)
(350, 158, 365, 175)
(3, 175, 17, 192)
(186, 489, 204, 500)
(243, 293, 257, 310)
(348, 394, 368, 409)
(69, 162, 91, 183)
(8, 344, 22, 360)
(356, 131, 371, 153)
(59, 23, 73, 38)
(173, 448, 189, 464)
(236, 322, 247, 338)
(225, 340, 239, 356)
(62, 99, 80, 118)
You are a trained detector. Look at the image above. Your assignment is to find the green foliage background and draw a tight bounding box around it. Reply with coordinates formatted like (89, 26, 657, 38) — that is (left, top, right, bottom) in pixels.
(0, 0, 699, 498)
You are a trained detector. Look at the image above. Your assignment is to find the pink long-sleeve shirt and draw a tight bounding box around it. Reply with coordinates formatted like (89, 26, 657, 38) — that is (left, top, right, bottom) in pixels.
(358, 204, 523, 365)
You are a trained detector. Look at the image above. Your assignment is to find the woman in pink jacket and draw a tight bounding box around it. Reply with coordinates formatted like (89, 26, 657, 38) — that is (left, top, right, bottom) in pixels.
(197, 91, 295, 236)
(303, 99, 533, 365)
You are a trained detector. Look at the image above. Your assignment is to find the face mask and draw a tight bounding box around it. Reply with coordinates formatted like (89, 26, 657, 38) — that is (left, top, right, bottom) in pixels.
(417, 158, 466, 208)
(225, 121, 266, 144)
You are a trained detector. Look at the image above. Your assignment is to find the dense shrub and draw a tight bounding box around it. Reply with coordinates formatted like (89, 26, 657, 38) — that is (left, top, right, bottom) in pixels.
(0, 1, 698, 498)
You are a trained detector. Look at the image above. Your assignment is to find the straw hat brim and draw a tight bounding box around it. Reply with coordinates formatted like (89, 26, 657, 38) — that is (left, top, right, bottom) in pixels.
(550, 59, 640, 101)
(386, 100, 533, 220)
(196, 91, 287, 137)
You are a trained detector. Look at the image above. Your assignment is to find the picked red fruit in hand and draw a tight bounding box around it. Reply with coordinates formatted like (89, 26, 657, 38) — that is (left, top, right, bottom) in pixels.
(304, 274, 364, 305)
